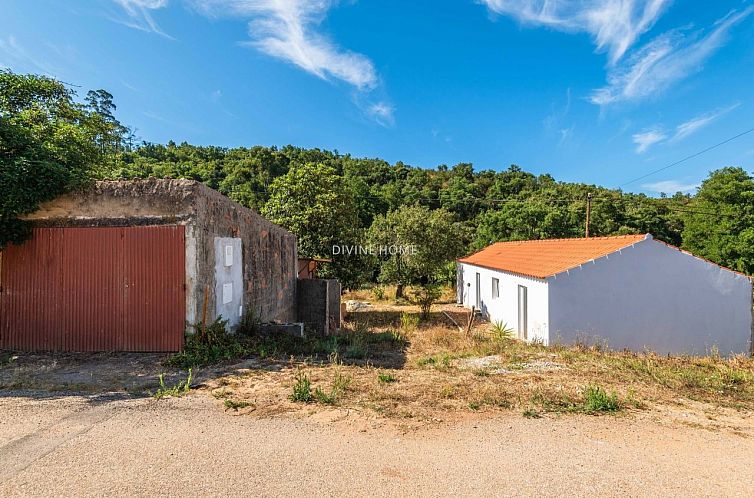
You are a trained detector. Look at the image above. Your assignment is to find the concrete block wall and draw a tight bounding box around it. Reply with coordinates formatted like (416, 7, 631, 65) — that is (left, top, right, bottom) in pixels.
(298, 279, 341, 336)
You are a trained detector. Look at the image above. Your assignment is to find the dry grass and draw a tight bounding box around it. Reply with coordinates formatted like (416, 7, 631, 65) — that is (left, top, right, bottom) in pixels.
(202, 292, 754, 425)
(345, 284, 457, 305)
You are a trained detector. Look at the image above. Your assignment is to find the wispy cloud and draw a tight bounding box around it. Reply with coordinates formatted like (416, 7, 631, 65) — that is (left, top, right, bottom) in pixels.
(558, 124, 575, 147)
(189, 0, 391, 124)
(191, 0, 376, 89)
(670, 103, 740, 142)
(642, 179, 700, 193)
(112, 0, 172, 38)
(366, 102, 395, 126)
(480, 0, 670, 63)
(543, 88, 573, 146)
(632, 102, 740, 153)
(590, 7, 753, 105)
(632, 127, 667, 153)
(0, 35, 59, 75)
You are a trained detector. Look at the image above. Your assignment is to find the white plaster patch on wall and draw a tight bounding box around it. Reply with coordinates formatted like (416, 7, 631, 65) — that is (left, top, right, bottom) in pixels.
(214, 237, 243, 328)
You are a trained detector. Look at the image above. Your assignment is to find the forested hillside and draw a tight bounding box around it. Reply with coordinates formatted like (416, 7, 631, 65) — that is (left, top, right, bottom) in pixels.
(3, 71, 753, 289)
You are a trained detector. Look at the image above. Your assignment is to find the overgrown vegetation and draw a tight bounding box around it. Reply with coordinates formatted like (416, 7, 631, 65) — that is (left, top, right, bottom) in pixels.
(166, 318, 248, 368)
(204, 298, 754, 423)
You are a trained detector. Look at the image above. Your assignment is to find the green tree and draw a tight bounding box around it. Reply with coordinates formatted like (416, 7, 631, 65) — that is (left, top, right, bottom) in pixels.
(0, 71, 100, 248)
(262, 162, 367, 288)
(681, 167, 754, 274)
(368, 205, 465, 298)
(84, 89, 126, 161)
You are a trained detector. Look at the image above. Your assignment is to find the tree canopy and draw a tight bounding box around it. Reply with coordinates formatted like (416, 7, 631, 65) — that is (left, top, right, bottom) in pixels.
(0, 71, 104, 248)
(681, 167, 754, 274)
(2, 71, 752, 286)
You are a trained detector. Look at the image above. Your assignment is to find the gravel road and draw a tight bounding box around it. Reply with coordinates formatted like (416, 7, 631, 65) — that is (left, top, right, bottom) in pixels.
(1, 392, 752, 497)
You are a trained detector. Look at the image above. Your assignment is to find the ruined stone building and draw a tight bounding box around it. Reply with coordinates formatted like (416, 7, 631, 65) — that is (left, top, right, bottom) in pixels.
(0, 179, 299, 351)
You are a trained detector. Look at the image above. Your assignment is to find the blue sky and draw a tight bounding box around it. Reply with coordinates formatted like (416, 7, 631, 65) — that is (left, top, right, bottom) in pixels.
(2, 1, 754, 195)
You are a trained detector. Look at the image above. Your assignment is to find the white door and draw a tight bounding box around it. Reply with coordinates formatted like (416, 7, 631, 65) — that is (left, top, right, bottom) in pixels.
(517, 285, 528, 340)
(475, 272, 481, 309)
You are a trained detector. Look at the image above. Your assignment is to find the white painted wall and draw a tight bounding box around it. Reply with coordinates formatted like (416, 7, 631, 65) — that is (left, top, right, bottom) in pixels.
(458, 263, 549, 343)
(548, 238, 753, 355)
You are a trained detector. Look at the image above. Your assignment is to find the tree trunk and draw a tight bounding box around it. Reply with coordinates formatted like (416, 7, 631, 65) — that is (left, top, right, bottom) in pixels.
(395, 283, 404, 300)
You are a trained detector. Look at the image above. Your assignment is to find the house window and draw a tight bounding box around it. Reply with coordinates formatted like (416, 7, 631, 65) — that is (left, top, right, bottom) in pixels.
(491, 278, 499, 299)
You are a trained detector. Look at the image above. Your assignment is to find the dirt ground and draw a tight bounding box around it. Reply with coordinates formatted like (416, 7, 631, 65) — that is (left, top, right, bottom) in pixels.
(1, 391, 754, 497)
(2, 294, 753, 496)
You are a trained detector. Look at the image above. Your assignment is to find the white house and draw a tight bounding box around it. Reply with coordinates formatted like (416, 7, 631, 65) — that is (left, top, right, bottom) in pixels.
(457, 234, 753, 355)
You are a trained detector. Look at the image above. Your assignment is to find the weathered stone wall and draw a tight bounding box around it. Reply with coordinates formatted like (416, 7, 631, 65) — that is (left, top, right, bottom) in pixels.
(25, 178, 298, 327)
(26, 179, 196, 223)
(191, 182, 298, 325)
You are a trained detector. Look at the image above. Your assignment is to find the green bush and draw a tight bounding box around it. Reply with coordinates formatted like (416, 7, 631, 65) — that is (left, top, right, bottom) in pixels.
(583, 385, 620, 413)
(290, 372, 313, 403)
(410, 284, 442, 320)
(372, 286, 386, 301)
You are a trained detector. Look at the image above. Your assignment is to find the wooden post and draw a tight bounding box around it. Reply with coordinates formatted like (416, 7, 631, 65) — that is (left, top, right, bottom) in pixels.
(443, 311, 464, 333)
(585, 193, 592, 238)
(465, 306, 476, 337)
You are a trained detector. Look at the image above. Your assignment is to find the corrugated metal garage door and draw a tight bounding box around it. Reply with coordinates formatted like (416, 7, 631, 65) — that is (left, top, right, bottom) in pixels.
(0, 226, 185, 352)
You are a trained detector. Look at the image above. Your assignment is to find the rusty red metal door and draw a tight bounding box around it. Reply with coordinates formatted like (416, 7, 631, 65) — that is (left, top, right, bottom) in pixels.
(0, 226, 185, 352)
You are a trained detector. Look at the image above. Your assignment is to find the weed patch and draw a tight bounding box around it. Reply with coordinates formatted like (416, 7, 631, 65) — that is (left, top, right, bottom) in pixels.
(224, 399, 252, 411)
(153, 369, 192, 399)
(378, 373, 397, 383)
(523, 408, 541, 419)
(290, 372, 313, 403)
(583, 385, 621, 413)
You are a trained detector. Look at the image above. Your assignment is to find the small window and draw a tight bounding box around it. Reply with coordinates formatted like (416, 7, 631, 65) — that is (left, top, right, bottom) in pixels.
(491, 277, 500, 299)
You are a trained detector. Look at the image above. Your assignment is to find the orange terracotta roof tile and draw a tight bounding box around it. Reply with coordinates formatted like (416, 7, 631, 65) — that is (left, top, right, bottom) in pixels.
(458, 234, 649, 279)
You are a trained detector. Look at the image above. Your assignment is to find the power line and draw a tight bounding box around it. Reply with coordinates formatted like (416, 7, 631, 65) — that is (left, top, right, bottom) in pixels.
(618, 126, 754, 188)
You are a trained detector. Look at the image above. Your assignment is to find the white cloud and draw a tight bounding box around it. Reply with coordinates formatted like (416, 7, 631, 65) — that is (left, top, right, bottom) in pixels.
(590, 7, 753, 105)
(365, 102, 394, 126)
(480, 0, 670, 63)
(632, 127, 666, 153)
(670, 103, 740, 142)
(189, 1, 390, 124)
(642, 179, 700, 193)
(191, 0, 377, 90)
(112, 0, 171, 38)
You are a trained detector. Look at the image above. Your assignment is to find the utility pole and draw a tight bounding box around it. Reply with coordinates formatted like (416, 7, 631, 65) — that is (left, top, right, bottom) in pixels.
(585, 193, 592, 238)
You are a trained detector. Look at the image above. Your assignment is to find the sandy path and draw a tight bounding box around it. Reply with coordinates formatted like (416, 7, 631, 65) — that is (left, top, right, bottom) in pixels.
(0, 393, 752, 497)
